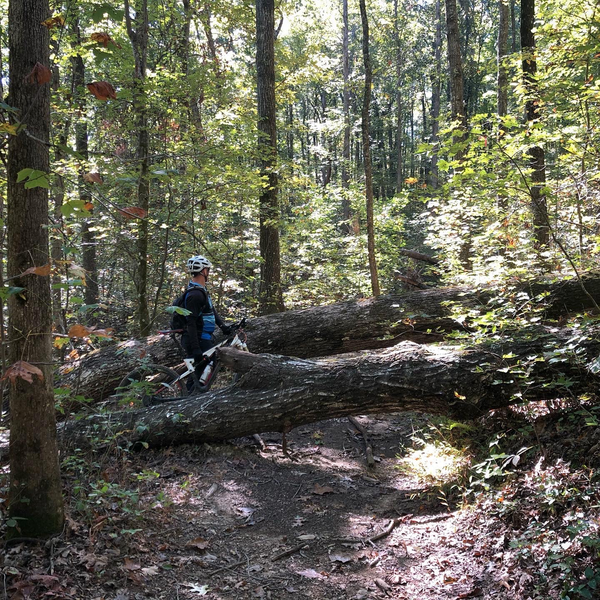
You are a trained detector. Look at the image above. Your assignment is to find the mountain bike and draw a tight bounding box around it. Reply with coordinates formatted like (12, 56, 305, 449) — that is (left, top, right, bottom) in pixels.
(117, 318, 248, 407)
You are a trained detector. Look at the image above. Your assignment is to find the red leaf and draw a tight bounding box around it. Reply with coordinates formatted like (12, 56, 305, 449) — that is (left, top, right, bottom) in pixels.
(83, 172, 103, 184)
(118, 207, 147, 219)
(87, 81, 117, 101)
(1, 361, 44, 384)
(21, 263, 51, 277)
(25, 62, 52, 85)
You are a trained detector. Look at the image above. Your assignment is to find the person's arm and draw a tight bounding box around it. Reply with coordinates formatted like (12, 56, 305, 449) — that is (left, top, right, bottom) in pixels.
(213, 306, 232, 335)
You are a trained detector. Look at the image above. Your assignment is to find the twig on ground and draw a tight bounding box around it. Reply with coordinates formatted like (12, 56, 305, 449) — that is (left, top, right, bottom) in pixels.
(208, 559, 246, 577)
(271, 543, 309, 562)
(334, 516, 411, 545)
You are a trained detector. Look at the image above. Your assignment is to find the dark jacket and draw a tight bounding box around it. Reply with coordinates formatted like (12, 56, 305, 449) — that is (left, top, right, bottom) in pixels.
(183, 284, 225, 353)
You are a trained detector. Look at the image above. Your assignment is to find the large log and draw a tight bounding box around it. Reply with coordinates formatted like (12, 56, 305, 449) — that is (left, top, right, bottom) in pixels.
(59, 328, 600, 449)
(58, 272, 600, 403)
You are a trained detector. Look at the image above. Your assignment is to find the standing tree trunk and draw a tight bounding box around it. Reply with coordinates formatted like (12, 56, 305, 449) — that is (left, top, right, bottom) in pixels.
(497, 0, 509, 120)
(73, 28, 98, 312)
(521, 0, 549, 248)
(430, 0, 442, 188)
(256, 0, 284, 314)
(394, 0, 405, 192)
(359, 0, 380, 297)
(341, 0, 352, 231)
(125, 0, 152, 335)
(445, 0, 468, 155)
(7, 0, 64, 537)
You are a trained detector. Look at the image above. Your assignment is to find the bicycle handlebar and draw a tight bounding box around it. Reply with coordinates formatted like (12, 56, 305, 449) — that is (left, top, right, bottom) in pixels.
(233, 317, 247, 330)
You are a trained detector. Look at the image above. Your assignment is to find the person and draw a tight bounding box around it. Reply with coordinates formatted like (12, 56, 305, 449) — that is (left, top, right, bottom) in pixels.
(181, 255, 231, 388)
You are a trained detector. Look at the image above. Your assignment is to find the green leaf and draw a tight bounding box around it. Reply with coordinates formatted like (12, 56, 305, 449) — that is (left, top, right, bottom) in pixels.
(56, 143, 84, 161)
(16, 168, 34, 183)
(165, 306, 192, 316)
(0, 286, 25, 300)
(61, 200, 91, 218)
(0, 101, 18, 113)
(18, 169, 50, 189)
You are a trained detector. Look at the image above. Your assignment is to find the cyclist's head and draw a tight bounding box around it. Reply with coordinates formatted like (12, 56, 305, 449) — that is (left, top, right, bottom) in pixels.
(187, 255, 212, 279)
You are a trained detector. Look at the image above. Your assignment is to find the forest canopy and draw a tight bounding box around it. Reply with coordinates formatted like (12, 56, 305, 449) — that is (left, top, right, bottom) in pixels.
(0, 0, 595, 334)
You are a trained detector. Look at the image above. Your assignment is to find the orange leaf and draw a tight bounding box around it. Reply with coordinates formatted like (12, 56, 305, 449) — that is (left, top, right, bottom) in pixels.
(87, 81, 117, 101)
(68, 324, 113, 339)
(68, 324, 92, 338)
(42, 15, 65, 28)
(90, 32, 121, 48)
(26, 62, 52, 85)
(22, 263, 51, 277)
(90, 32, 112, 47)
(83, 172, 103, 184)
(118, 207, 148, 219)
(1, 361, 44, 385)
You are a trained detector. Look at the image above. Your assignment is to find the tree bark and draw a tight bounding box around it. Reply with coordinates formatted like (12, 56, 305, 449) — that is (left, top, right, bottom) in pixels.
(497, 0, 509, 120)
(341, 0, 352, 231)
(73, 31, 99, 312)
(394, 0, 405, 192)
(430, 0, 442, 188)
(57, 272, 600, 403)
(521, 0, 549, 248)
(359, 0, 380, 297)
(445, 0, 468, 154)
(256, 0, 284, 315)
(125, 0, 152, 336)
(59, 329, 600, 450)
(7, 0, 64, 537)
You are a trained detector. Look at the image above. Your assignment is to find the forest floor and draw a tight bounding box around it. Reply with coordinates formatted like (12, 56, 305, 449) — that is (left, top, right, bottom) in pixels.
(1, 406, 599, 600)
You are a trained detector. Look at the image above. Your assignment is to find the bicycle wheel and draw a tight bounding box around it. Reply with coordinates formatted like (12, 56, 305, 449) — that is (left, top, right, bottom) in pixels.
(117, 364, 184, 406)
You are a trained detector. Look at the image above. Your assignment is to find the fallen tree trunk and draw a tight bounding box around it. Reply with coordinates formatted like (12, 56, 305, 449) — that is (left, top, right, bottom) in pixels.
(59, 328, 600, 449)
(58, 271, 600, 402)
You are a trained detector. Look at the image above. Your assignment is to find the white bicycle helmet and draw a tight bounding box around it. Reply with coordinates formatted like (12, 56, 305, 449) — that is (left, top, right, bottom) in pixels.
(187, 255, 212, 274)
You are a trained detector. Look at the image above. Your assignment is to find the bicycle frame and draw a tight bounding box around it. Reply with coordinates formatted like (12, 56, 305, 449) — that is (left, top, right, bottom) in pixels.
(161, 327, 248, 394)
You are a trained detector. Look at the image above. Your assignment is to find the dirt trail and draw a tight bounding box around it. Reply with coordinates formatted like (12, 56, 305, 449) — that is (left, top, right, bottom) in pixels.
(1, 414, 527, 599)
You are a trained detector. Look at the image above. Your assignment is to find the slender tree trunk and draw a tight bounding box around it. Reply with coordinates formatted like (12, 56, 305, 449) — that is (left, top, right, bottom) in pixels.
(256, 0, 284, 314)
(73, 39, 98, 311)
(445, 0, 468, 154)
(359, 0, 380, 297)
(430, 0, 442, 188)
(341, 0, 352, 231)
(497, 0, 509, 120)
(125, 0, 151, 335)
(7, 0, 64, 537)
(394, 0, 404, 192)
(511, 0, 517, 52)
(521, 0, 549, 249)
(496, 0, 510, 232)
